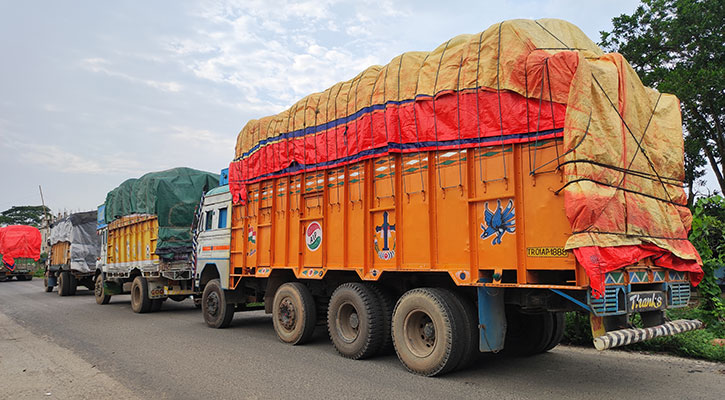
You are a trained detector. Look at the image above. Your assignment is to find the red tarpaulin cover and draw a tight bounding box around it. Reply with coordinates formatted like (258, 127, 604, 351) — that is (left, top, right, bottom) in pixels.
(0, 225, 42, 267)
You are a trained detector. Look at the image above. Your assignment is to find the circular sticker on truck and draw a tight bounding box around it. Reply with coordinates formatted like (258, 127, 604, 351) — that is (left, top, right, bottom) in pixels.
(305, 221, 322, 252)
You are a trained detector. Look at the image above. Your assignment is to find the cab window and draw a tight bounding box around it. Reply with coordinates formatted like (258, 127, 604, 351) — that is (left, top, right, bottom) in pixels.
(205, 210, 214, 230)
(218, 207, 228, 229)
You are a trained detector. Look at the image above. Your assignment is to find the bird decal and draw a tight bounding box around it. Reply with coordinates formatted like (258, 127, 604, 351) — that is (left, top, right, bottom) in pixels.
(480, 199, 515, 245)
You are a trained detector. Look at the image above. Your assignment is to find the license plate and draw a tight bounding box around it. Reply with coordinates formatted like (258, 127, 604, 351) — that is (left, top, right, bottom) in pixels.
(628, 291, 665, 313)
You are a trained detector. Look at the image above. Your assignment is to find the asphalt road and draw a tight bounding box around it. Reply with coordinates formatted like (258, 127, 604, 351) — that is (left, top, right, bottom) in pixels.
(1, 280, 723, 399)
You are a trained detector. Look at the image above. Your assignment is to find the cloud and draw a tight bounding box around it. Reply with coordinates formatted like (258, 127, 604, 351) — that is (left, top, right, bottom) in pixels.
(80, 58, 183, 93)
(0, 131, 144, 175)
(164, 0, 407, 121)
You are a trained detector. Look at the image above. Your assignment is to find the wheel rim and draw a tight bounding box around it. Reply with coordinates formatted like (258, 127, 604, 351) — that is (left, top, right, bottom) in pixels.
(206, 291, 220, 317)
(336, 302, 360, 343)
(278, 297, 297, 331)
(403, 308, 436, 357)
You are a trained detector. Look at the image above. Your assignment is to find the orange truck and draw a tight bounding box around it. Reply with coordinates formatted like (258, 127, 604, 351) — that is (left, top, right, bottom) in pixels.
(194, 19, 704, 376)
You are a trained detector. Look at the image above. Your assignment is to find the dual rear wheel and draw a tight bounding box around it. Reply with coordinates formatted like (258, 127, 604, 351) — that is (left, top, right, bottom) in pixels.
(503, 306, 565, 355)
(57, 271, 77, 296)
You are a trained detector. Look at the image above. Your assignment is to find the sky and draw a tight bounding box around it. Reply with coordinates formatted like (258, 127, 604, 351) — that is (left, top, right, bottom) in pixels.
(3, 0, 709, 216)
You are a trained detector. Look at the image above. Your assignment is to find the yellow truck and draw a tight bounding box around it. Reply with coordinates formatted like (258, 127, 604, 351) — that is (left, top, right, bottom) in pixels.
(193, 19, 704, 376)
(94, 168, 219, 312)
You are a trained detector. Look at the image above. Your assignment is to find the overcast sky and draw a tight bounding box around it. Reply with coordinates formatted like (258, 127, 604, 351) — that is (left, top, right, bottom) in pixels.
(4, 0, 708, 216)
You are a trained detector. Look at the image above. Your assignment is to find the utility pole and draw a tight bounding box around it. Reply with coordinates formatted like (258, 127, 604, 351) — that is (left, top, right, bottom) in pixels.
(39, 185, 51, 256)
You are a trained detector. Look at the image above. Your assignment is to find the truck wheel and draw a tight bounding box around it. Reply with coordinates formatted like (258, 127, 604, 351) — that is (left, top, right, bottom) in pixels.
(131, 276, 152, 313)
(95, 274, 111, 304)
(369, 285, 396, 354)
(58, 271, 71, 296)
(503, 307, 554, 356)
(17, 275, 27, 281)
(327, 283, 385, 359)
(68, 274, 77, 296)
(202, 279, 234, 328)
(150, 299, 164, 312)
(169, 295, 188, 302)
(272, 282, 316, 345)
(391, 288, 465, 376)
(445, 290, 479, 371)
(44, 275, 53, 292)
(542, 312, 565, 352)
(26, 275, 33, 281)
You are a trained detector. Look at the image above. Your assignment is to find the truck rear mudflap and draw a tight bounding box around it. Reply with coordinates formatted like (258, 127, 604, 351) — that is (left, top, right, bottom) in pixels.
(593, 319, 702, 350)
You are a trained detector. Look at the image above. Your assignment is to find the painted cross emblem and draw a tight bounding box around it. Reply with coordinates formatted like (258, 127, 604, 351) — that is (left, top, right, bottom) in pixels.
(480, 199, 515, 245)
(375, 211, 396, 251)
(374, 211, 396, 260)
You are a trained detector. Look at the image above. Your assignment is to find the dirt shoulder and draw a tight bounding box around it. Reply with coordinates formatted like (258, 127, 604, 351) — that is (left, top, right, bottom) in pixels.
(0, 312, 139, 400)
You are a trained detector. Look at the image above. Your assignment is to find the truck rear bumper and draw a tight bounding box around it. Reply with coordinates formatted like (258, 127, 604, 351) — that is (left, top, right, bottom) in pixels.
(593, 319, 702, 350)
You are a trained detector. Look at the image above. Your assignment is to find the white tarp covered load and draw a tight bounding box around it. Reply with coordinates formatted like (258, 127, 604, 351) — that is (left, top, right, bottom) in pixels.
(49, 211, 101, 273)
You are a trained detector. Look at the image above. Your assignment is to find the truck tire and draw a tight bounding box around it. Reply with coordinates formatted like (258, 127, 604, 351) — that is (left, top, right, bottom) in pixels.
(150, 299, 164, 312)
(542, 312, 566, 352)
(327, 283, 385, 359)
(202, 279, 234, 328)
(391, 288, 466, 376)
(25, 275, 33, 281)
(44, 274, 53, 292)
(503, 307, 554, 356)
(369, 285, 396, 354)
(58, 271, 71, 296)
(272, 282, 316, 345)
(17, 274, 27, 281)
(445, 290, 479, 371)
(131, 276, 152, 313)
(169, 295, 188, 302)
(68, 274, 77, 296)
(95, 274, 111, 304)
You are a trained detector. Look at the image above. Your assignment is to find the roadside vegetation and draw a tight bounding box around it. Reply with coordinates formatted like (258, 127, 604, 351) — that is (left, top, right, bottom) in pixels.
(563, 196, 725, 362)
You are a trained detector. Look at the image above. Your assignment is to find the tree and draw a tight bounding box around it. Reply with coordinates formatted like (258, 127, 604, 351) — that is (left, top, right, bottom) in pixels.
(0, 205, 51, 227)
(600, 0, 725, 199)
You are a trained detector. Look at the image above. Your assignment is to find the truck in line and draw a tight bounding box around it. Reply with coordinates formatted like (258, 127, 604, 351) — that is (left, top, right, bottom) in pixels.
(0, 225, 41, 281)
(45, 210, 101, 295)
(188, 19, 705, 376)
(94, 167, 219, 312)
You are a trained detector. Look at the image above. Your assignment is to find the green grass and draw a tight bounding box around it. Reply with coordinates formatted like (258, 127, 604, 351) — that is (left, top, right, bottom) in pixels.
(562, 307, 725, 363)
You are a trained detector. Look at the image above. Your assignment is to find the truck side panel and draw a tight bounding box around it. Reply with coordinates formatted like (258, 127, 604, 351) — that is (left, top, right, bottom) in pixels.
(230, 140, 583, 288)
(49, 242, 70, 266)
(106, 215, 158, 270)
